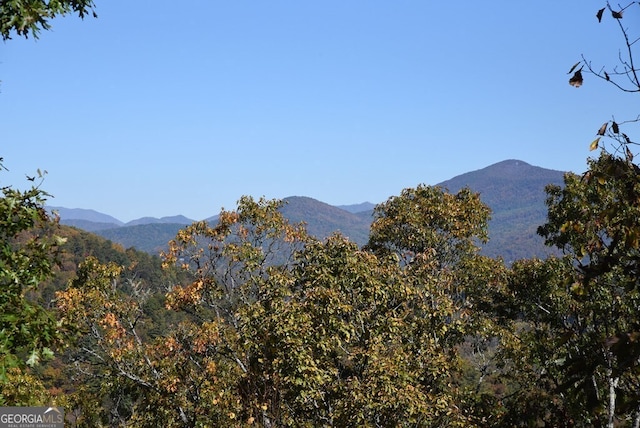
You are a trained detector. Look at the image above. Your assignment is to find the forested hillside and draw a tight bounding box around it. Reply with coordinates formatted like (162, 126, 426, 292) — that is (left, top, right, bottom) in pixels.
(437, 159, 565, 261)
(53, 159, 567, 262)
(96, 223, 187, 254)
(6, 150, 640, 426)
(3, 2, 640, 427)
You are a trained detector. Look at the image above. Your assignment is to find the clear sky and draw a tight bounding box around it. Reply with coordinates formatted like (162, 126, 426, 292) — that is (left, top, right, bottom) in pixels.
(1, 1, 636, 222)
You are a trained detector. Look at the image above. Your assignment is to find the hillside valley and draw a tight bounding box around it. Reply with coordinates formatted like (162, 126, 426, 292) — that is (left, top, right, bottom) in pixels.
(49, 159, 567, 262)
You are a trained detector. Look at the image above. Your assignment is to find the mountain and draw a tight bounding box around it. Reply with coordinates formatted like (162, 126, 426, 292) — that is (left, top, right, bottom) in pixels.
(125, 215, 194, 227)
(49, 159, 569, 261)
(281, 197, 371, 246)
(47, 209, 195, 253)
(436, 159, 566, 261)
(437, 160, 564, 213)
(336, 202, 376, 214)
(48, 206, 123, 228)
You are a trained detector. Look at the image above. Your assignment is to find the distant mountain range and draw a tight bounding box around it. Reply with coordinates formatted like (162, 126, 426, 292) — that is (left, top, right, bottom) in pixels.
(48, 159, 567, 262)
(48, 207, 194, 231)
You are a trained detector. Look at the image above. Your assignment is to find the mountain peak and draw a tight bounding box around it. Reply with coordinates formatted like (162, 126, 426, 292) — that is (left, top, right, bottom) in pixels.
(439, 160, 563, 189)
(470, 159, 538, 178)
(492, 159, 532, 168)
(47, 206, 124, 226)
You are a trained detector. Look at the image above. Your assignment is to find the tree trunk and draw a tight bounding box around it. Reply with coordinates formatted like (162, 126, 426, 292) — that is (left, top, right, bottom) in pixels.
(607, 374, 619, 428)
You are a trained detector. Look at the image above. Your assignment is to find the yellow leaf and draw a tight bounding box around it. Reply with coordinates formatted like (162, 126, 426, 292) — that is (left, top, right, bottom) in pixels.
(590, 137, 600, 151)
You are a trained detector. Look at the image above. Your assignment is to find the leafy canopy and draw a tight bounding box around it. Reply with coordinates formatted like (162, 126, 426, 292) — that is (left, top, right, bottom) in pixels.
(0, 0, 96, 40)
(0, 161, 65, 404)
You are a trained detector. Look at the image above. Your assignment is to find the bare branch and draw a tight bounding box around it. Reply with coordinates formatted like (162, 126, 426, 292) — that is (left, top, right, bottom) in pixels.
(582, 55, 639, 92)
(581, 2, 640, 93)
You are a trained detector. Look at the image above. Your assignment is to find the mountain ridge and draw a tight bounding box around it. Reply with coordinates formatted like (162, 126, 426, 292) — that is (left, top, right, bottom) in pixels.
(48, 206, 124, 227)
(49, 159, 567, 261)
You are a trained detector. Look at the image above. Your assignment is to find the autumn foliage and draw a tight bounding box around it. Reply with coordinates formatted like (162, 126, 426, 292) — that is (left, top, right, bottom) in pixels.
(3, 1, 640, 426)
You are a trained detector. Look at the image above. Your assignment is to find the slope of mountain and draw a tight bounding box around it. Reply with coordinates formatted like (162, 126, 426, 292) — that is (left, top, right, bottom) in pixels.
(437, 159, 566, 261)
(96, 223, 187, 254)
(280, 197, 371, 246)
(60, 219, 125, 232)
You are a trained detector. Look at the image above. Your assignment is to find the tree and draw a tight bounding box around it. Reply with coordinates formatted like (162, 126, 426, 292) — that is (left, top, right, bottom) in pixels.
(57, 197, 310, 426)
(490, 256, 587, 426)
(486, 155, 640, 426)
(238, 232, 482, 427)
(367, 185, 517, 424)
(561, 4, 640, 424)
(486, 4, 640, 425)
(366, 184, 490, 268)
(540, 154, 640, 426)
(492, 5, 640, 423)
(57, 256, 196, 427)
(59, 191, 507, 426)
(0, 0, 97, 40)
(0, 162, 66, 404)
(1, 0, 99, 389)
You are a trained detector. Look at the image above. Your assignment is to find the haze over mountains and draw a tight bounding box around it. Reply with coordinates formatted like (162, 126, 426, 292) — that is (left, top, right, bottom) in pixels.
(49, 159, 566, 261)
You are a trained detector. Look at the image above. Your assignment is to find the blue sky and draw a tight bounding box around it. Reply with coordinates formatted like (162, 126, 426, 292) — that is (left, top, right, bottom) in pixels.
(1, 1, 636, 222)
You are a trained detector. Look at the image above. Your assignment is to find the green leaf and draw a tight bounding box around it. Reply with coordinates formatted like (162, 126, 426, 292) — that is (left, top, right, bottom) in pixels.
(590, 137, 600, 151)
(41, 347, 54, 360)
(26, 350, 39, 367)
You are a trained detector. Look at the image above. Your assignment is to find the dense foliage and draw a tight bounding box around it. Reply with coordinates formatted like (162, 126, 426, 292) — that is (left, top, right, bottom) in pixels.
(2, 151, 639, 426)
(2, 1, 640, 426)
(0, 164, 66, 404)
